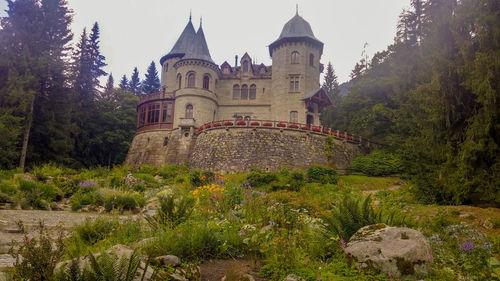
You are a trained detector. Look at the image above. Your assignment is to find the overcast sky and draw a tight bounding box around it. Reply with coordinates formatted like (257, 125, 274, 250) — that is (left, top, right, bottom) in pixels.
(1, 0, 410, 83)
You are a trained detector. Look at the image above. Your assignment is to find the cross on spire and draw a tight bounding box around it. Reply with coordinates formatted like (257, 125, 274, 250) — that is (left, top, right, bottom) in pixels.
(189, 9, 192, 21)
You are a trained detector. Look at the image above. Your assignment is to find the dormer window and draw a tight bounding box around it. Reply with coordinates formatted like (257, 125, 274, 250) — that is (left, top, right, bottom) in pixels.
(291, 51, 299, 64)
(243, 61, 249, 72)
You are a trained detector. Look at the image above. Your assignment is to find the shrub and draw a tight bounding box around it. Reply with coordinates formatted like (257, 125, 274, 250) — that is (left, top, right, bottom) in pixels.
(350, 150, 403, 176)
(0, 181, 17, 195)
(247, 170, 278, 188)
(33, 163, 68, 181)
(73, 217, 120, 245)
(101, 190, 145, 212)
(307, 165, 338, 184)
(9, 221, 65, 281)
(19, 180, 62, 201)
(146, 194, 195, 230)
(0, 192, 13, 203)
(188, 170, 214, 187)
(159, 165, 183, 180)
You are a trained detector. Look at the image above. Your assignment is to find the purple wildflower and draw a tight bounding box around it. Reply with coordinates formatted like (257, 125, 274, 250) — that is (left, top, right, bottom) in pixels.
(79, 180, 97, 188)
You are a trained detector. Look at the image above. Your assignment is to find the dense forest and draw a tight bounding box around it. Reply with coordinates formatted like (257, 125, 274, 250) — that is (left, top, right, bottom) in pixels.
(321, 0, 499, 206)
(0, 0, 161, 170)
(0, 0, 498, 206)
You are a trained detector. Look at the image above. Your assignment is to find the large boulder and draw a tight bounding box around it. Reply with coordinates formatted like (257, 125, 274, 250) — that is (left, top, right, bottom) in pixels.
(345, 224, 433, 278)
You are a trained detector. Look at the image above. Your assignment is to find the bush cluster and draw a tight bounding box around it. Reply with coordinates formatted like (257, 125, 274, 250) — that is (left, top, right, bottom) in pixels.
(350, 150, 403, 176)
(306, 165, 339, 184)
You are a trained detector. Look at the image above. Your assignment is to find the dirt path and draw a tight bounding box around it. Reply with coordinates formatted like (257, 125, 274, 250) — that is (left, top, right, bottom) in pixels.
(0, 210, 136, 254)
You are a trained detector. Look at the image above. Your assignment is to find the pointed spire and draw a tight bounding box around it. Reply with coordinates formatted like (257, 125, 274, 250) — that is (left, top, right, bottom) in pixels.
(296, 3, 298, 15)
(189, 9, 192, 21)
(200, 16, 202, 28)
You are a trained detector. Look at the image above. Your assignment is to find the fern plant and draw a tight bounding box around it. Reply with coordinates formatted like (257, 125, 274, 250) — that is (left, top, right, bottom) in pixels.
(55, 249, 158, 281)
(321, 195, 407, 242)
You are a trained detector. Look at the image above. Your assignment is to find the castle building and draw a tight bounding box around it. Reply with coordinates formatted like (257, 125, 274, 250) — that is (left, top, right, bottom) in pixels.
(125, 11, 344, 171)
(135, 11, 331, 135)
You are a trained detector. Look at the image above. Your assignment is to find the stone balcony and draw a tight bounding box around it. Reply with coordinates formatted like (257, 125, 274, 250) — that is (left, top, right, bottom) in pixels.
(179, 118, 196, 128)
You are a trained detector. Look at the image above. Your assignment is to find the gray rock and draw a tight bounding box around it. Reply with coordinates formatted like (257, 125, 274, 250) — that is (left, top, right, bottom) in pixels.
(168, 264, 200, 281)
(346, 224, 433, 278)
(221, 273, 255, 281)
(154, 255, 181, 267)
(284, 274, 305, 281)
(125, 172, 148, 188)
(0, 254, 15, 268)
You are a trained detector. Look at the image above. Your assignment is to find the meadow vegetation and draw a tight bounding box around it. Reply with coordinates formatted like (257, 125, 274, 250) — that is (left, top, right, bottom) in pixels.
(2, 163, 499, 280)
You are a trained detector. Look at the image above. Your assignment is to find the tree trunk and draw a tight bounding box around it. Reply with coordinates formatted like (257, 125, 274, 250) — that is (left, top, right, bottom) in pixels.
(19, 95, 35, 171)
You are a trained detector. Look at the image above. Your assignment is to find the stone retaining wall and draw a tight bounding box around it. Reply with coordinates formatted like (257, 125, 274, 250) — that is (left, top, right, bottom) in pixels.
(125, 127, 361, 173)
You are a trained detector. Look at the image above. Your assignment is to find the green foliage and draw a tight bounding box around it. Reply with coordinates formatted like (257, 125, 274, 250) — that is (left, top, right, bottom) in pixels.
(322, 195, 406, 241)
(0, 181, 17, 195)
(146, 194, 195, 230)
(306, 165, 339, 184)
(152, 220, 244, 261)
(73, 218, 120, 245)
(350, 150, 403, 176)
(55, 249, 157, 281)
(188, 170, 214, 187)
(9, 221, 66, 281)
(19, 180, 62, 204)
(102, 190, 146, 212)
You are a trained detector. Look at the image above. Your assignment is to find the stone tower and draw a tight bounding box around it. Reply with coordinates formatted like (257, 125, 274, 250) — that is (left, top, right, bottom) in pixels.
(269, 11, 324, 125)
(160, 17, 219, 135)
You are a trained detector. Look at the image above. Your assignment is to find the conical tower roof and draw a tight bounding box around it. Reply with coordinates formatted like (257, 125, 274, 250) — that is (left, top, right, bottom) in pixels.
(160, 17, 214, 65)
(269, 12, 323, 57)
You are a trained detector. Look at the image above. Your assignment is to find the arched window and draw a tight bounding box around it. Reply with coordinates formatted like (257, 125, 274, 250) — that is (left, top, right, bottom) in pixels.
(187, 72, 195, 88)
(185, 104, 193, 119)
(249, 84, 256, 99)
(243, 61, 249, 72)
(177, 74, 182, 89)
(309, 53, 314, 66)
(290, 111, 298, 123)
(164, 63, 168, 72)
(233, 85, 240, 99)
(291, 51, 299, 64)
(241, 85, 248, 99)
(203, 74, 210, 90)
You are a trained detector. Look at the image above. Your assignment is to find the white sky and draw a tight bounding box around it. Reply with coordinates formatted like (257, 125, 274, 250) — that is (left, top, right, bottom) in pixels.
(1, 0, 410, 83)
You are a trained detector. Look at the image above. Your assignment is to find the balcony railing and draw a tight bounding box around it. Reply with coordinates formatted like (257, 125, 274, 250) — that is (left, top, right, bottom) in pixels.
(194, 119, 362, 144)
(139, 91, 175, 104)
(179, 118, 195, 127)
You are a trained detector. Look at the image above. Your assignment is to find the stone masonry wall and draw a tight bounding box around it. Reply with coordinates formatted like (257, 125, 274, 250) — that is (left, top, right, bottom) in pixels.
(189, 127, 360, 174)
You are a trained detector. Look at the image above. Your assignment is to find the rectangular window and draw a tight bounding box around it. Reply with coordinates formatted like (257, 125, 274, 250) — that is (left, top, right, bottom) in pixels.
(290, 111, 298, 123)
(162, 103, 173, 123)
(153, 104, 160, 123)
(139, 107, 146, 126)
(289, 75, 300, 92)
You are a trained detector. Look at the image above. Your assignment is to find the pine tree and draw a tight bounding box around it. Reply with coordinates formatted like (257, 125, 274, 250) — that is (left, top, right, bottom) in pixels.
(88, 22, 107, 93)
(0, 0, 74, 169)
(142, 61, 161, 94)
(119, 75, 129, 91)
(322, 62, 340, 107)
(105, 73, 114, 93)
(129, 67, 141, 95)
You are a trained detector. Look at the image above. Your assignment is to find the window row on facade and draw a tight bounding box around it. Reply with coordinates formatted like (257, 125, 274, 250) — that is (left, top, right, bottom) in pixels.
(233, 84, 257, 100)
(138, 102, 173, 127)
(176, 72, 212, 90)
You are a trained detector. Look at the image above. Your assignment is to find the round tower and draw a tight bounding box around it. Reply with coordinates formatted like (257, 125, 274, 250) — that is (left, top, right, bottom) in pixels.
(269, 11, 324, 125)
(161, 17, 219, 133)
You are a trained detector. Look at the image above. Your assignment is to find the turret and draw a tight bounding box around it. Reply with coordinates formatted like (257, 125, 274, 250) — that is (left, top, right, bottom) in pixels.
(269, 11, 324, 125)
(159, 16, 219, 132)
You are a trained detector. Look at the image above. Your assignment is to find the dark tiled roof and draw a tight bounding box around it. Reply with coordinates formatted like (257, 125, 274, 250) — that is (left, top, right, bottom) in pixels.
(269, 14, 323, 57)
(160, 20, 214, 65)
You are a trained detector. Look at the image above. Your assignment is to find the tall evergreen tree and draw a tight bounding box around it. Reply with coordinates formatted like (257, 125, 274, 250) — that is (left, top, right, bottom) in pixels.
(142, 61, 161, 94)
(119, 75, 129, 91)
(0, 0, 74, 169)
(105, 73, 114, 94)
(129, 67, 141, 95)
(322, 62, 340, 106)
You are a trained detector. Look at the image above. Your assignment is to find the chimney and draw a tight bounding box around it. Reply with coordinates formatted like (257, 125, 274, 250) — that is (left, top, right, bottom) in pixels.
(235, 55, 238, 68)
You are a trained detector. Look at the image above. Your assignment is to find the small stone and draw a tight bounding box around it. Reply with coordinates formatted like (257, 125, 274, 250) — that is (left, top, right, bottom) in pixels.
(284, 274, 305, 281)
(155, 255, 181, 267)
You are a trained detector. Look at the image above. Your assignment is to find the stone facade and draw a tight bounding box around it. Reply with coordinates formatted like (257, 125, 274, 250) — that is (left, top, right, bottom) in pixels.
(125, 126, 361, 174)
